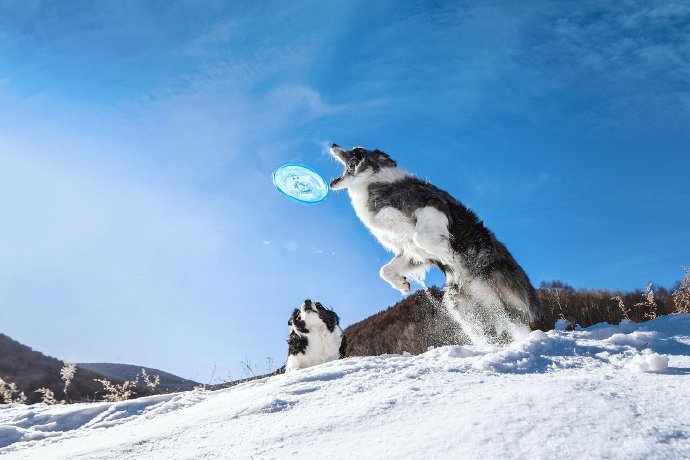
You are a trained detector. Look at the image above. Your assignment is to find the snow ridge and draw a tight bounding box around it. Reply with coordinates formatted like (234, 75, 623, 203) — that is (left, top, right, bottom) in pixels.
(1, 314, 689, 459)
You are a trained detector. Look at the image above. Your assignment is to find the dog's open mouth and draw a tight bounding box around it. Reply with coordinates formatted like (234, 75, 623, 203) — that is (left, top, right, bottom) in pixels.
(330, 174, 346, 188)
(329, 144, 349, 188)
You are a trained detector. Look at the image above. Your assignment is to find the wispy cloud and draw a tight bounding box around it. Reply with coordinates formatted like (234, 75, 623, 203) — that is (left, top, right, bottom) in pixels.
(506, 1, 690, 133)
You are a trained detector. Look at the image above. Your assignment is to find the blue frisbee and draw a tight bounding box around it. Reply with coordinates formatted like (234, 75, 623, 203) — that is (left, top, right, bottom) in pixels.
(272, 162, 329, 204)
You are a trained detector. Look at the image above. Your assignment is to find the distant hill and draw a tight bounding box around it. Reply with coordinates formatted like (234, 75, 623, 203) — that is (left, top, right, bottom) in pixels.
(0, 334, 111, 404)
(0, 334, 198, 404)
(78, 363, 198, 392)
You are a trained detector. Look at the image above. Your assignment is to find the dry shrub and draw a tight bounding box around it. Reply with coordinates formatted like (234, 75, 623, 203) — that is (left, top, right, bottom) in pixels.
(672, 267, 690, 314)
(239, 357, 256, 379)
(60, 362, 76, 402)
(0, 377, 27, 404)
(94, 379, 136, 402)
(611, 295, 631, 321)
(538, 279, 677, 328)
(35, 387, 58, 405)
(136, 369, 161, 395)
(636, 283, 658, 320)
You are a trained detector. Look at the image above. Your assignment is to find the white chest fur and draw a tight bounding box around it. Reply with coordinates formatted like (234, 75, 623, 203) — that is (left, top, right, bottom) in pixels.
(286, 327, 343, 372)
(347, 168, 436, 262)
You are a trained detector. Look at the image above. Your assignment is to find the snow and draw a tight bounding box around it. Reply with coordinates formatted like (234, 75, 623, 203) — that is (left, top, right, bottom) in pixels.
(2, 314, 689, 459)
(626, 351, 670, 373)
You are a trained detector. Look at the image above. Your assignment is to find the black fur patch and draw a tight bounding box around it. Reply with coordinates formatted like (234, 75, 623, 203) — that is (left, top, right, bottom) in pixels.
(331, 146, 397, 186)
(314, 302, 340, 333)
(339, 334, 347, 358)
(288, 308, 309, 334)
(287, 331, 309, 356)
(367, 176, 527, 278)
(350, 148, 397, 173)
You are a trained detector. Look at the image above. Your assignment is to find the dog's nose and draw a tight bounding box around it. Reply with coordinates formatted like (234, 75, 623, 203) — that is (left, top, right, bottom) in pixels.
(331, 143, 340, 149)
(304, 299, 312, 306)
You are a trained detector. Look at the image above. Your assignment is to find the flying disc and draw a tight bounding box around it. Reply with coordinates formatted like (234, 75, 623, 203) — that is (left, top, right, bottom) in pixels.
(272, 162, 329, 204)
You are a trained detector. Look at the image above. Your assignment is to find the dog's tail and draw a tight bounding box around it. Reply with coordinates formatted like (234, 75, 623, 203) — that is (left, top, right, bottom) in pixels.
(489, 269, 545, 330)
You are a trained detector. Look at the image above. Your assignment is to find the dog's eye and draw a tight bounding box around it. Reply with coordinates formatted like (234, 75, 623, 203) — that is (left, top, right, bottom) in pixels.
(350, 158, 366, 173)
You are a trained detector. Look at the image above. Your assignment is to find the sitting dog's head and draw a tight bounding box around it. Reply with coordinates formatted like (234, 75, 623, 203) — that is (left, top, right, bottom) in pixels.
(329, 144, 397, 190)
(288, 299, 340, 334)
(286, 299, 346, 372)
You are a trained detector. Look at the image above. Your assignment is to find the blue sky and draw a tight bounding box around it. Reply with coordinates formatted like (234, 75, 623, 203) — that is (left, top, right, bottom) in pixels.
(1, 0, 688, 381)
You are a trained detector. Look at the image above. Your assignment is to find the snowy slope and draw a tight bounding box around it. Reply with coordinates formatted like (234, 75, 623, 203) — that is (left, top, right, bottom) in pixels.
(1, 314, 689, 459)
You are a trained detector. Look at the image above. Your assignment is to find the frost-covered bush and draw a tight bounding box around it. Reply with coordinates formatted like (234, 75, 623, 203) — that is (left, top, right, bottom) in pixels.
(60, 362, 76, 402)
(35, 387, 58, 405)
(94, 379, 137, 402)
(672, 267, 690, 314)
(0, 377, 27, 404)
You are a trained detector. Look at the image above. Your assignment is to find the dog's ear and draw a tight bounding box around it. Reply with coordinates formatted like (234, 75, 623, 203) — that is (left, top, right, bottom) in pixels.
(288, 308, 300, 326)
(320, 303, 340, 324)
(330, 144, 352, 160)
(318, 309, 338, 333)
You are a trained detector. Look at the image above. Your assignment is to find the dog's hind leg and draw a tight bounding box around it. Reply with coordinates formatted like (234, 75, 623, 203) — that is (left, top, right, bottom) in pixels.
(445, 279, 531, 345)
(380, 255, 425, 295)
(413, 207, 452, 263)
(443, 282, 491, 346)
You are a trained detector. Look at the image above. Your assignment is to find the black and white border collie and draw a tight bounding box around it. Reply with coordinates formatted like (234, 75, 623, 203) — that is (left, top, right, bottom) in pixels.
(329, 144, 546, 344)
(285, 300, 347, 372)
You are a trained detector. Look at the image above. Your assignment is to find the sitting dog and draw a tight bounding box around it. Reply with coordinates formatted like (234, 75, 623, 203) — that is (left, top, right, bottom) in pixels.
(329, 144, 546, 343)
(285, 299, 347, 372)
